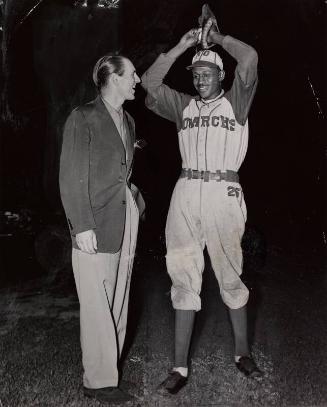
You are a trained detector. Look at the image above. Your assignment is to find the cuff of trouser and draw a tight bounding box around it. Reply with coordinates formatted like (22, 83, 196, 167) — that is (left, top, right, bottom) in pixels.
(221, 286, 249, 309)
(83, 378, 119, 389)
(171, 287, 201, 311)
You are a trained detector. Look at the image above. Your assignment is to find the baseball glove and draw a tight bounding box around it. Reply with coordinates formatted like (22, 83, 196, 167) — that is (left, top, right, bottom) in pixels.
(198, 4, 219, 49)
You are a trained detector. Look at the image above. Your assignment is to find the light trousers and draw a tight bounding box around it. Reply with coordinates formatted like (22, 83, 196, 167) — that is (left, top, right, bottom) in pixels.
(72, 187, 139, 389)
(166, 178, 249, 311)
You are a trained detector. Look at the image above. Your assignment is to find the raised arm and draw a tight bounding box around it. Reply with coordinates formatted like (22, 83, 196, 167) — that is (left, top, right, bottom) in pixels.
(141, 29, 199, 125)
(205, 21, 258, 124)
(209, 31, 258, 87)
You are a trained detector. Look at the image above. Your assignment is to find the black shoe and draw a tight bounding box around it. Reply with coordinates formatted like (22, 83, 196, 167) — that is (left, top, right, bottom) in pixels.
(83, 386, 134, 403)
(235, 356, 262, 378)
(157, 371, 188, 395)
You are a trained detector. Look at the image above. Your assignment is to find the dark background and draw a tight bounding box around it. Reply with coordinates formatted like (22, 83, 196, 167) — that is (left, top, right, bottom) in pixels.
(0, 0, 325, 280)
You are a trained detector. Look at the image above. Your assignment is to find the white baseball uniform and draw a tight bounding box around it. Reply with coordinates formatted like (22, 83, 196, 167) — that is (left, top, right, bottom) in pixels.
(141, 36, 258, 310)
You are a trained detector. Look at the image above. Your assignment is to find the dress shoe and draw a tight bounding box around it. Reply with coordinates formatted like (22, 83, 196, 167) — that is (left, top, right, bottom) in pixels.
(157, 371, 188, 395)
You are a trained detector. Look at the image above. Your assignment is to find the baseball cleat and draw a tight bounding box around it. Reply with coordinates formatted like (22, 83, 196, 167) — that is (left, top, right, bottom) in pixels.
(235, 356, 263, 378)
(156, 371, 188, 395)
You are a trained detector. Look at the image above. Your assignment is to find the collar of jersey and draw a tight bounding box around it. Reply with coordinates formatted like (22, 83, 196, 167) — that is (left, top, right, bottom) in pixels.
(199, 90, 224, 106)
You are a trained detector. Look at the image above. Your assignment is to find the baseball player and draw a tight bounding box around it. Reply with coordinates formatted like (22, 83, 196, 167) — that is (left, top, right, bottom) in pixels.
(141, 20, 261, 394)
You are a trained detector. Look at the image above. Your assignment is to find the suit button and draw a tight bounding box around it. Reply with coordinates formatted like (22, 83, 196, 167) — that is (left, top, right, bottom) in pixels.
(122, 200, 126, 205)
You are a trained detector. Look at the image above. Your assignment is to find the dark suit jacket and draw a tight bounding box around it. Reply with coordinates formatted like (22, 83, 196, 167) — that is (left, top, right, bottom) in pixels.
(59, 95, 135, 253)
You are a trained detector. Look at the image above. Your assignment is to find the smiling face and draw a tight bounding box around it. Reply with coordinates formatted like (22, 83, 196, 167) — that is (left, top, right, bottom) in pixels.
(192, 66, 223, 100)
(116, 58, 140, 101)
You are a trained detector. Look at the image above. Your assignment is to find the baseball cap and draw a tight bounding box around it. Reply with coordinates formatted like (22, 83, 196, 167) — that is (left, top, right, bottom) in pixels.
(186, 50, 223, 71)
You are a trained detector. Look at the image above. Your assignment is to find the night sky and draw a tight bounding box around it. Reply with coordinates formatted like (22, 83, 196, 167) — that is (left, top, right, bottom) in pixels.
(1, 0, 325, 257)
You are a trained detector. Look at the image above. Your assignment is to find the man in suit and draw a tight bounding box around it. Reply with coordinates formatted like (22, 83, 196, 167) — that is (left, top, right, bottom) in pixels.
(59, 54, 142, 403)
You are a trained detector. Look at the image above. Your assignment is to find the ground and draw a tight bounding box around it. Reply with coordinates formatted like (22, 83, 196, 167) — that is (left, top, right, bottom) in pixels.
(0, 244, 326, 407)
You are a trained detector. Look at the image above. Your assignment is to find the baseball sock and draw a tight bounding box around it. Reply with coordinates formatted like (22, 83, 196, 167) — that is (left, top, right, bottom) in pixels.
(228, 305, 250, 358)
(174, 309, 195, 376)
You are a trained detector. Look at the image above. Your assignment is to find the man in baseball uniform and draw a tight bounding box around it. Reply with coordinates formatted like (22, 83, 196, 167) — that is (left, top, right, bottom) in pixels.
(141, 21, 261, 394)
(60, 54, 143, 403)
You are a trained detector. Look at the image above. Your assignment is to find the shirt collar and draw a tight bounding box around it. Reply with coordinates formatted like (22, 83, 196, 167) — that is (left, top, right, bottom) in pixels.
(102, 97, 123, 116)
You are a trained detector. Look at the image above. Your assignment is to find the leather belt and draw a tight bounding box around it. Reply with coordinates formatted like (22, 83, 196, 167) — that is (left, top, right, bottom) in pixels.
(180, 168, 239, 183)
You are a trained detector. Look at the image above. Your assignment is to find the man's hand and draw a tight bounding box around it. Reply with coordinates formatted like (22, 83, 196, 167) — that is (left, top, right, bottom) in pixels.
(166, 28, 199, 59)
(179, 28, 200, 49)
(206, 18, 221, 45)
(201, 17, 221, 49)
(76, 230, 98, 254)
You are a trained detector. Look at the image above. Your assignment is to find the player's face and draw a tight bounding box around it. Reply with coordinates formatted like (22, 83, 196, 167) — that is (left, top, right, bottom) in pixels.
(116, 59, 141, 101)
(192, 66, 221, 100)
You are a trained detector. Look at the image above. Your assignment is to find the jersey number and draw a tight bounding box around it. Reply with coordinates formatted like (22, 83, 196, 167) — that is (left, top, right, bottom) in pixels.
(227, 186, 241, 198)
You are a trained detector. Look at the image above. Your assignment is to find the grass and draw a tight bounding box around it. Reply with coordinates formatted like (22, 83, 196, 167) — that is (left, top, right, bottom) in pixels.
(0, 248, 326, 406)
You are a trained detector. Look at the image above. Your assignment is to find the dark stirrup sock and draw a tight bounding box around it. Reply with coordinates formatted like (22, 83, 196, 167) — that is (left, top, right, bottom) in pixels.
(174, 309, 196, 367)
(228, 305, 250, 357)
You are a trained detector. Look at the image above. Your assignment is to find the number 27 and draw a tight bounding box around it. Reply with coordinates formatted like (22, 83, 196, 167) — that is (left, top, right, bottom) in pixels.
(227, 186, 241, 198)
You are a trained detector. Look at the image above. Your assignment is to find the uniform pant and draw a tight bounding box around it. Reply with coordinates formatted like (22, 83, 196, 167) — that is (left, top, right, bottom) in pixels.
(165, 178, 249, 311)
(72, 187, 139, 389)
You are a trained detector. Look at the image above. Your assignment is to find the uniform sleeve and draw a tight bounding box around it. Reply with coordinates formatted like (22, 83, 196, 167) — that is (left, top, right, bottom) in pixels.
(59, 109, 96, 235)
(222, 36, 258, 125)
(141, 54, 192, 128)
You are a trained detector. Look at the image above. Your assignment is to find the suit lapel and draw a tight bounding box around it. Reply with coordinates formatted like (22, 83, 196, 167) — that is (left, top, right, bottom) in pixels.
(94, 96, 135, 179)
(94, 96, 126, 154)
(124, 112, 135, 180)
(124, 112, 134, 160)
